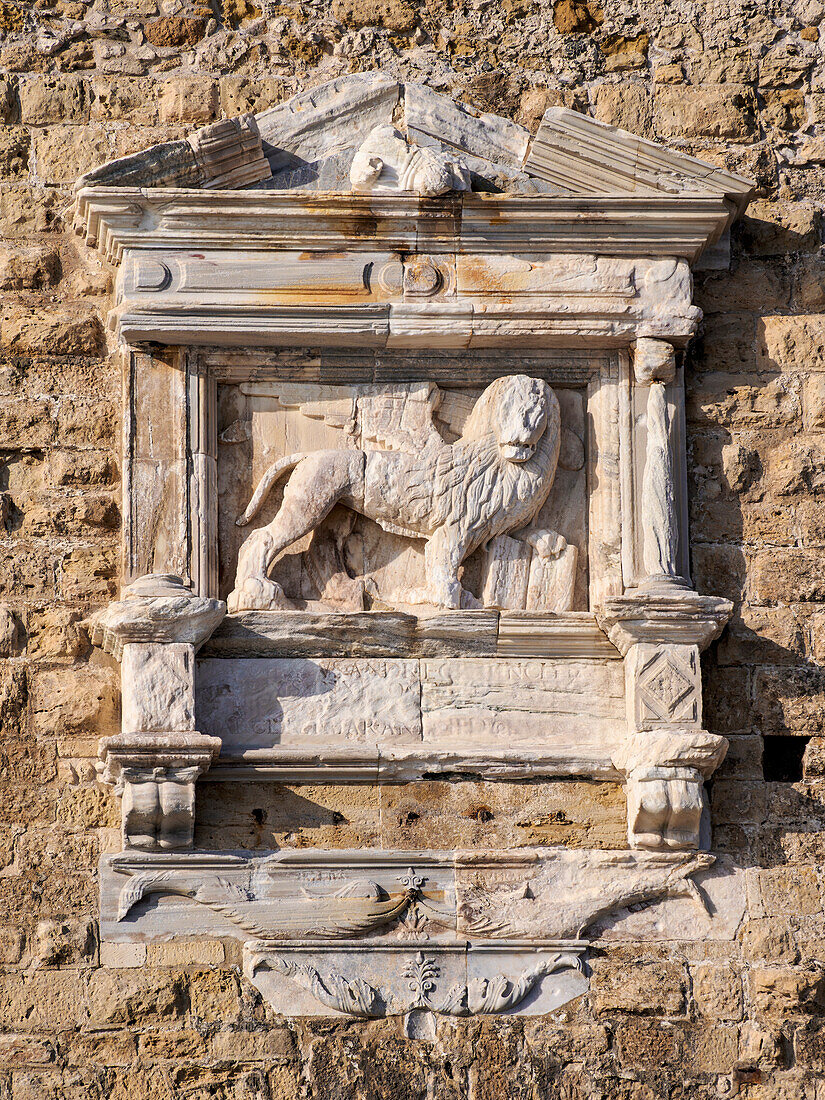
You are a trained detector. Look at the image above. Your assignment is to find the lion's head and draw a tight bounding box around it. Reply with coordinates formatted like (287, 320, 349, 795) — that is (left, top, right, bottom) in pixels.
(462, 375, 560, 465)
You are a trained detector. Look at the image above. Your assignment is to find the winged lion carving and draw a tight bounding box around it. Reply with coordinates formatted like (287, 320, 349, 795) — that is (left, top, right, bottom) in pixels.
(227, 375, 563, 613)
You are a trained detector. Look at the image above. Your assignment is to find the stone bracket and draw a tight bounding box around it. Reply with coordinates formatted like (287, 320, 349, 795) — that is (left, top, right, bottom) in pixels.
(91, 573, 226, 853)
(100, 732, 221, 851)
(599, 590, 732, 851)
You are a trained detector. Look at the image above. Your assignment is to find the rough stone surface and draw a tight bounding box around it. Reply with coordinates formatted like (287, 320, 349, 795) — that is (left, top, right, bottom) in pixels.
(0, 0, 823, 1091)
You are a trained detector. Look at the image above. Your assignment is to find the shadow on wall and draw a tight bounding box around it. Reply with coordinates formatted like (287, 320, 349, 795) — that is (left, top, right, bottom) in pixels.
(689, 206, 825, 874)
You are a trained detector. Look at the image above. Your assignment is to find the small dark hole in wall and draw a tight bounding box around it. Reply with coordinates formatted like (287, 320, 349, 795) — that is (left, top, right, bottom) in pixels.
(465, 807, 494, 822)
(762, 735, 810, 782)
(252, 808, 266, 825)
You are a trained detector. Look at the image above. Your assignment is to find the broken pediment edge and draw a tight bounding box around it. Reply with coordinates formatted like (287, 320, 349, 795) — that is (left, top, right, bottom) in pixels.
(71, 71, 754, 228)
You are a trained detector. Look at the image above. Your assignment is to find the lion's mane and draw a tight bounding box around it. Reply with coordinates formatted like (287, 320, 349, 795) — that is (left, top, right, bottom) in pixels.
(379, 376, 561, 552)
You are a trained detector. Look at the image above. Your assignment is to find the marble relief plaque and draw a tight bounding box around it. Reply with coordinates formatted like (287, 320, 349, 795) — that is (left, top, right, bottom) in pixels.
(216, 376, 589, 614)
(81, 69, 753, 1020)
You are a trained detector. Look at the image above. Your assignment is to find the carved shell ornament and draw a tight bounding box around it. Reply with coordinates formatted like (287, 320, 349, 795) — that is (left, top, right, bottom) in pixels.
(349, 124, 472, 196)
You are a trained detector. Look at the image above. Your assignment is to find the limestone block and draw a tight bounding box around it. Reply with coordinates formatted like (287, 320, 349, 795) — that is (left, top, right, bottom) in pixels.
(1, 310, 102, 356)
(35, 918, 96, 968)
(158, 77, 219, 125)
(91, 77, 160, 122)
(0, 185, 65, 236)
(590, 958, 686, 1016)
(143, 16, 207, 47)
(654, 85, 757, 141)
(691, 962, 743, 1021)
(0, 126, 29, 179)
(18, 75, 89, 124)
(332, 0, 418, 30)
(0, 245, 60, 290)
(750, 968, 825, 1018)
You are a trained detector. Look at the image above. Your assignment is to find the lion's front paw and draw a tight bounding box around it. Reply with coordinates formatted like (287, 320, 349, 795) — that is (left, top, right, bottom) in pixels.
(227, 577, 290, 612)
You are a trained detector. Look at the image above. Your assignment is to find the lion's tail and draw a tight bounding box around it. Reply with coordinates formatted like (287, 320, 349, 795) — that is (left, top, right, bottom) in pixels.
(236, 453, 307, 526)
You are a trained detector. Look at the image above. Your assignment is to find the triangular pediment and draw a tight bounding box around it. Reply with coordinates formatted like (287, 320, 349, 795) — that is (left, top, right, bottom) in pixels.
(75, 70, 752, 220)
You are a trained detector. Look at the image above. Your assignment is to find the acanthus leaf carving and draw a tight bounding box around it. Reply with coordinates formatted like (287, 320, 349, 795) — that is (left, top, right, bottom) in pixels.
(266, 958, 383, 1018)
(256, 950, 576, 1018)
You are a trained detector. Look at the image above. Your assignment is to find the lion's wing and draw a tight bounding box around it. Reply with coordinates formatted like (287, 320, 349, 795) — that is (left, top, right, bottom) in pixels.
(239, 382, 357, 434)
(237, 381, 445, 455)
(356, 383, 444, 454)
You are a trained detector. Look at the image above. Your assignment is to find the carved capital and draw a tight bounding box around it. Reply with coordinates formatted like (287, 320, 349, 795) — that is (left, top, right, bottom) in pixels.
(90, 574, 226, 660)
(597, 591, 732, 655)
(634, 337, 676, 385)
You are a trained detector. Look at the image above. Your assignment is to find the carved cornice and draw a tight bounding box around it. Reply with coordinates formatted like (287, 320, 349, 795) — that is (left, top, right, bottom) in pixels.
(98, 731, 222, 788)
(612, 728, 729, 778)
(77, 188, 734, 266)
(103, 845, 714, 943)
(89, 574, 226, 660)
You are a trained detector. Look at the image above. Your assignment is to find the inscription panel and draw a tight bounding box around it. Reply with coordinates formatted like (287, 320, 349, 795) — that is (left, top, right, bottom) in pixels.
(420, 658, 624, 744)
(197, 657, 422, 749)
(197, 656, 625, 757)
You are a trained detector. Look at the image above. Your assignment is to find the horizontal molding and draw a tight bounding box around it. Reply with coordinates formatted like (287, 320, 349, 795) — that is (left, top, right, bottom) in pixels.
(200, 609, 620, 660)
(206, 744, 623, 783)
(77, 188, 732, 265)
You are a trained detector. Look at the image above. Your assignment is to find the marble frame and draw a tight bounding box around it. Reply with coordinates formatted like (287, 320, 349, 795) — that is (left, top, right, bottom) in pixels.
(78, 73, 755, 1019)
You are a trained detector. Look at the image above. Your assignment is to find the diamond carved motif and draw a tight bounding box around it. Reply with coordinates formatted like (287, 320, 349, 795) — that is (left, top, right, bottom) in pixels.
(637, 649, 699, 725)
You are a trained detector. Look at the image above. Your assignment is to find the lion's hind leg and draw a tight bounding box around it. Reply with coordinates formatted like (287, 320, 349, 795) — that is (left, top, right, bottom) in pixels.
(228, 451, 364, 613)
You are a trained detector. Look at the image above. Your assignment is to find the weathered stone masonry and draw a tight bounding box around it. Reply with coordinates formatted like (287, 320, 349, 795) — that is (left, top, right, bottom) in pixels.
(2, 1, 825, 1097)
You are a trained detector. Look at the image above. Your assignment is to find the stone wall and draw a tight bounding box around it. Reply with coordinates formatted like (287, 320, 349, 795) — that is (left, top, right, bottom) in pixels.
(2, 0, 825, 1097)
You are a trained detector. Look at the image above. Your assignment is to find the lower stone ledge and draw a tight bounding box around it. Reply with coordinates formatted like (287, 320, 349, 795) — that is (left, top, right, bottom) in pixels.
(101, 845, 713, 1017)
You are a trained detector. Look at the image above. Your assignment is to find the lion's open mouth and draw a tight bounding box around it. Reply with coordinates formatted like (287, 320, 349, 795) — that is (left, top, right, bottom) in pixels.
(500, 443, 535, 461)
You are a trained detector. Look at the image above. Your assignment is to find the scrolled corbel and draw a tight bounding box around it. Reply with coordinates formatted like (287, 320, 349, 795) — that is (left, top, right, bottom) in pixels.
(613, 729, 728, 851)
(91, 574, 225, 851)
